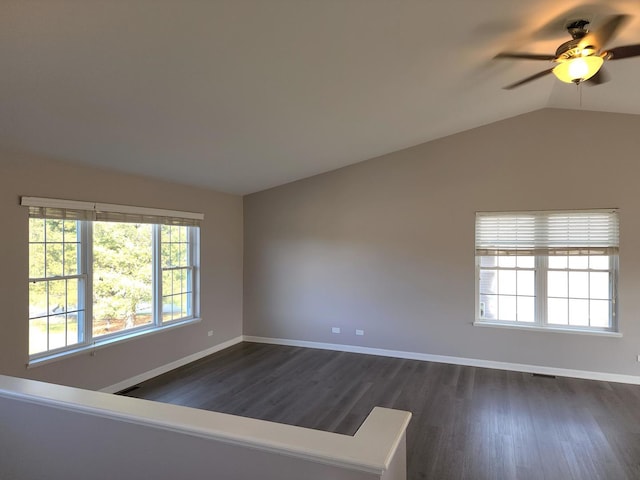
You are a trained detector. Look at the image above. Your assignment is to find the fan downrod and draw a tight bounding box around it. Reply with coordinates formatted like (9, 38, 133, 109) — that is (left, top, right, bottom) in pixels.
(566, 19, 590, 39)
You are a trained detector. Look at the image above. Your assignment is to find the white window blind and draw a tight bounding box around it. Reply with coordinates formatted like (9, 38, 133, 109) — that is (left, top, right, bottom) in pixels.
(475, 210, 619, 256)
(21, 197, 203, 227)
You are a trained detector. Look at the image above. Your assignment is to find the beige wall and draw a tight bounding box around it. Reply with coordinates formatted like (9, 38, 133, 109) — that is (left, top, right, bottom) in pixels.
(244, 108, 640, 377)
(0, 150, 243, 390)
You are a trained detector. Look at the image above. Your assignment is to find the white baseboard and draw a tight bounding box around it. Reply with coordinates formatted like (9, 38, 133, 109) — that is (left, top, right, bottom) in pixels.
(243, 335, 640, 385)
(100, 333, 640, 392)
(100, 336, 244, 393)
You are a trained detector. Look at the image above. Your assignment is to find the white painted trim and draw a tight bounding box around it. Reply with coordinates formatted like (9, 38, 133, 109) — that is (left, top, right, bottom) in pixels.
(100, 335, 243, 393)
(29, 317, 203, 369)
(472, 321, 623, 337)
(1, 375, 411, 476)
(243, 336, 640, 385)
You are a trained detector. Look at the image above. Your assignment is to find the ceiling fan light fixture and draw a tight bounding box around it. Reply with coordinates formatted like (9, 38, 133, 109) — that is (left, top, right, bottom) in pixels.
(552, 55, 603, 84)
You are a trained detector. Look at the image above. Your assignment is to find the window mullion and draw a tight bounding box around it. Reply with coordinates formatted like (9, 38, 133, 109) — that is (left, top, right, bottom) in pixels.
(536, 255, 547, 326)
(153, 224, 162, 326)
(191, 227, 200, 319)
(83, 220, 93, 346)
(611, 254, 618, 331)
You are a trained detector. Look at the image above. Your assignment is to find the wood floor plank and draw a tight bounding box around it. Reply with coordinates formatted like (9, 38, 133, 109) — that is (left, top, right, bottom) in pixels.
(122, 342, 640, 480)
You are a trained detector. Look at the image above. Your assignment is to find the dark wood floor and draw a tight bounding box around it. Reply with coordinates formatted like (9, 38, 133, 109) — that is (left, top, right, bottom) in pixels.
(122, 342, 640, 480)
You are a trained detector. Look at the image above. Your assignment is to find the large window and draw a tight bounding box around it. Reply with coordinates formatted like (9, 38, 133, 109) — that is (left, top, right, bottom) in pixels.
(475, 210, 619, 333)
(25, 197, 202, 360)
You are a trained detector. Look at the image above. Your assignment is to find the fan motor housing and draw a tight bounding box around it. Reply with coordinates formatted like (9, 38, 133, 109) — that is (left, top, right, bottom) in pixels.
(555, 39, 597, 60)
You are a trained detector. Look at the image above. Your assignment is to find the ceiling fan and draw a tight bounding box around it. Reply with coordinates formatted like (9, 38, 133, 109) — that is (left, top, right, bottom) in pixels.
(495, 14, 640, 89)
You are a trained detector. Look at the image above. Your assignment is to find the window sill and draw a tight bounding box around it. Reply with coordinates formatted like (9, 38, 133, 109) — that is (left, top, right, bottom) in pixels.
(473, 320, 622, 337)
(27, 317, 201, 369)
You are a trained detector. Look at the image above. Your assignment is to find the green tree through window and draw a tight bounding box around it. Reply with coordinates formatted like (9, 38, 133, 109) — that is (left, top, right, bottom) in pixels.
(93, 222, 153, 337)
(27, 210, 200, 360)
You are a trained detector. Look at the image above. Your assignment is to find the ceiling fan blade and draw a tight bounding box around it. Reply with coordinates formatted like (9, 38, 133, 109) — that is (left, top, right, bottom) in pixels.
(534, 3, 613, 40)
(503, 68, 554, 90)
(606, 44, 640, 60)
(586, 67, 609, 85)
(495, 52, 556, 61)
(580, 14, 629, 50)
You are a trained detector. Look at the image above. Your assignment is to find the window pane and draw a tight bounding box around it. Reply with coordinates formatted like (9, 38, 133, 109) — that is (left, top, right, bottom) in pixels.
(46, 243, 63, 277)
(568, 271, 589, 299)
(29, 243, 45, 278)
(162, 296, 176, 322)
(48, 279, 66, 315)
(498, 295, 517, 321)
(66, 313, 80, 346)
(161, 224, 171, 241)
(589, 256, 609, 270)
(548, 271, 568, 298)
(548, 298, 568, 325)
(548, 256, 567, 269)
(590, 300, 610, 328)
(517, 296, 534, 323)
(93, 222, 153, 337)
(161, 241, 171, 268)
(517, 270, 534, 296)
(63, 220, 78, 242)
(63, 243, 78, 275)
(590, 272, 610, 300)
(498, 270, 516, 295)
(569, 299, 589, 327)
(479, 270, 497, 295)
(29, 281, 48, 319)
(170, 226, 181, 242)
(516, 256, 535, 268)
(181, 293, 190, 318)
(170, 243, 182, 266)
(498, 256, 516, 268)
(178, 243, 188, 266)
(172, 270, 181, 294)
(46, 219, 64, 242)
(479, 294, 497, 320)
(30, 218, 45, 242)
(180, 269, 188, 294)
(162, 269, 172, 296)
(29, 318, 48, 355)
(48, 315, 66, 350)
(480, 256, 497, 267)
(568, 255, 589, 270)
(67, 279, 79, 312)
(178, 226, 187, 243)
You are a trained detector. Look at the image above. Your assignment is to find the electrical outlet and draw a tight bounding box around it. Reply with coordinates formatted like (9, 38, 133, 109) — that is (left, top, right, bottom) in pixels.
(637, 354, 640, 362)
(355, 329, 364, 336)
(208, 330, 214, 337)
(331, 327, 341, 334)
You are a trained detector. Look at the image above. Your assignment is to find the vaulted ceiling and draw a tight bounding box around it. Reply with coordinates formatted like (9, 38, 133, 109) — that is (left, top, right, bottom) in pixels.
(3, 1, 640, 194)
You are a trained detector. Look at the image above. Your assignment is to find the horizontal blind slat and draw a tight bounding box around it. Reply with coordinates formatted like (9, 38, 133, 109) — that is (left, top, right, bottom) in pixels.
(475, 209, 619, 254)
(22, 197, 203, 227)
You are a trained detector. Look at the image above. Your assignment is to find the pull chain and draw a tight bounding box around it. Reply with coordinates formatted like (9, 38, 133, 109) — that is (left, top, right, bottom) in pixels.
(577, 82, 583, 108)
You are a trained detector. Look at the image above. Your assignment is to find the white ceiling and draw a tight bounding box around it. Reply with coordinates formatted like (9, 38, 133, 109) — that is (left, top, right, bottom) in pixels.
(2, 1, 640, 194)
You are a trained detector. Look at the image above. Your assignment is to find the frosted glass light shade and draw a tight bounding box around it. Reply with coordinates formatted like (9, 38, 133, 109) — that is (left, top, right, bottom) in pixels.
(553, 56, 604, 84)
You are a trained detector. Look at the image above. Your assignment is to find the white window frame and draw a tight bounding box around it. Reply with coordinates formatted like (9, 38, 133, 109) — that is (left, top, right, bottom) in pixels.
(24, 197, 203, 364)
(474, 209, 620, 335)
